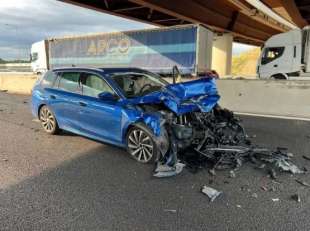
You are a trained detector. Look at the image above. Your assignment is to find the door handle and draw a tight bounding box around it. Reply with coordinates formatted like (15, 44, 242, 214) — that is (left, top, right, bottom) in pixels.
(50, 95, 56, 99)
(79, 101, 87, 107)
(273, 64, 278, 67)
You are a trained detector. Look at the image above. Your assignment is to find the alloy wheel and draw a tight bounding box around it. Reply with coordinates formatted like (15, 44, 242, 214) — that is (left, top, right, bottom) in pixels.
(40, 107, 56, 132)
(128, 129, 154, 163)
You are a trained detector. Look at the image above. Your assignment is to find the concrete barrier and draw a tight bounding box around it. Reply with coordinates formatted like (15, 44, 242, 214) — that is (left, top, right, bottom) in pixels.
(0, 73, 38, 94)
(217, 79, 310, 120)
(0, 73, 310, 119)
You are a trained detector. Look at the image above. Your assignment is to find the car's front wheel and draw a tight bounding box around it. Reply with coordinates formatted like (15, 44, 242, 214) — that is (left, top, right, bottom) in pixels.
(126, 124, 158, 164)
(39, 105, 59, 134)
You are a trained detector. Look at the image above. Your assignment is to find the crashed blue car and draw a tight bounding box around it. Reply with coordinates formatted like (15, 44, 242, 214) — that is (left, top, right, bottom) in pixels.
(31, 67, 220, 164)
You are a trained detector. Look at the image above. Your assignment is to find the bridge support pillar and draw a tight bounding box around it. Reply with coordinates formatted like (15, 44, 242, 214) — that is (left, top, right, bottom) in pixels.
(211, 33, 233, 77)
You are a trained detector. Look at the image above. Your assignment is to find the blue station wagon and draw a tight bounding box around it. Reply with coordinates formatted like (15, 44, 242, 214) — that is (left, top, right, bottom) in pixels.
(31, 67, 220, 164)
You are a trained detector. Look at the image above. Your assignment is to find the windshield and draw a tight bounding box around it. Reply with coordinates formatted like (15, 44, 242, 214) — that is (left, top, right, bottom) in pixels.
(111, 71, 168, 98)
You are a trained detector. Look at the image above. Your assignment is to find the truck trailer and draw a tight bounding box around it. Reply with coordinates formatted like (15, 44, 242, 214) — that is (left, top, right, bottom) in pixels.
(257, 26, 310, 80)
(31, 24, 213, 75)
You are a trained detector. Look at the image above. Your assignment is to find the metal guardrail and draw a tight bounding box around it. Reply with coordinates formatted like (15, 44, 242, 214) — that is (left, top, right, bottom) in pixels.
(0, 63, 31, 72)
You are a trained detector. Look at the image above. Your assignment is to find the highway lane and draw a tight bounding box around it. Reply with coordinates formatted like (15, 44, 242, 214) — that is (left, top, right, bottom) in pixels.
(1, 92, 310, 231)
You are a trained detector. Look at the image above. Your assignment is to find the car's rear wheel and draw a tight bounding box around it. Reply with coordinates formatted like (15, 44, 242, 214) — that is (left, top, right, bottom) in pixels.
(39, 105, 59, 134)
(126, 124, 158, 164)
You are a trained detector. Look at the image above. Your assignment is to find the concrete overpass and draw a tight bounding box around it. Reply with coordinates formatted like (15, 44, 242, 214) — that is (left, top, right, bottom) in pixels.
(59, 0, 309, 76)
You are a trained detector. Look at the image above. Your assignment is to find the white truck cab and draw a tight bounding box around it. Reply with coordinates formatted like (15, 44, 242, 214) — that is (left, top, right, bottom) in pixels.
(257, 29, 302, 79)
(30, 40, 48, 74)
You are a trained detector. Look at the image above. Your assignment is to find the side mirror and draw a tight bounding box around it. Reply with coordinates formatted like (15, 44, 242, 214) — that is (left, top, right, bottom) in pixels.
(98, 92, 118, 101)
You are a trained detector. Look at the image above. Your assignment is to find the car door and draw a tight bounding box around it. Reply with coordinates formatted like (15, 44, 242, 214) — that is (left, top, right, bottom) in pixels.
(46, 71, 83, 132)
(78, 72, 122, 144)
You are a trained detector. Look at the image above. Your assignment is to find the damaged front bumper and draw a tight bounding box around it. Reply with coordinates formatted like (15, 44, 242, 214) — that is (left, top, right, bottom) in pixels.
(125, 78, 303, 177)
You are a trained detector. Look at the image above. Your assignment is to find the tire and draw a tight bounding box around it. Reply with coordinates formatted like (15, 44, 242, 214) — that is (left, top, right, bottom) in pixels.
(271, 74, 286, 80)
(126, 123, 159, 164)
(39, 105, 59, 135)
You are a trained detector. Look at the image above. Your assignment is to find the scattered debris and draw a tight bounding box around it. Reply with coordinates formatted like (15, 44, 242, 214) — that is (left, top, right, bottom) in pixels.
(252, 193, 258, 198)
(201, 185, 222, 202)
(261, 186, 268, 191)
(208, 169, 216, 176)
(164, 209, 177, 213)
(302, 155, 310, 161)
(229, 170, 236, 178)
(175, 109, 303, 176)
(295, 179, 310, 187)
(153, 162, 185, 178)
(291, 194, 301, 203)
(256, 163, 266, 169)
(268, 169, 277, 179)
(272, 198, 280, 202)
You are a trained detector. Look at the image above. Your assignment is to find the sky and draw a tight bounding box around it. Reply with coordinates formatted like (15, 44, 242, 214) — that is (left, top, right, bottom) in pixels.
(0, 0, 254, 60)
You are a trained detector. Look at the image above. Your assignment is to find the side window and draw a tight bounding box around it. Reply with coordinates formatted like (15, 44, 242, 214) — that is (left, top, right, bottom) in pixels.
(58, 72, 80, 93)
(261, 47, 285, 65)
(31, 52, 38, 62)
(81, 73, 114, 98)
(41, 71, 57, 88)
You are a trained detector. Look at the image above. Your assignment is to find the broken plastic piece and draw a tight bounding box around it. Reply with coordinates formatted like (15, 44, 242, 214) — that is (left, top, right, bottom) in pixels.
(153, 162, 185, 178)
(201, 185, 222, 202)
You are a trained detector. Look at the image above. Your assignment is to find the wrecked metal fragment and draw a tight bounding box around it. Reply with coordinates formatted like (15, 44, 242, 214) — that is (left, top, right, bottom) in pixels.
(201, 185, 222, 202)
(295, 179, 310, 187)
(272, 198, 280, 202)
(291, 194, 301, 203)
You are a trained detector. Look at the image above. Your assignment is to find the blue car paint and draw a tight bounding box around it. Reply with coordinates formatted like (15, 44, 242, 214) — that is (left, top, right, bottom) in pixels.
(31, 67, 219, 148)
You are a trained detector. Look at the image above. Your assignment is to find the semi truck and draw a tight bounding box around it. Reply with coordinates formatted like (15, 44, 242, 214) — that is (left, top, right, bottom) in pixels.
(257, 26, 310, 80)
(31, 24, 213, 75)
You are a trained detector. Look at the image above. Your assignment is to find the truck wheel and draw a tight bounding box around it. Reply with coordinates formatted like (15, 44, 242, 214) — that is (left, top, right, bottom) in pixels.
(126, 124, 158, 164)
(39, 105, 60, 135)
(271, 74, 286, 80)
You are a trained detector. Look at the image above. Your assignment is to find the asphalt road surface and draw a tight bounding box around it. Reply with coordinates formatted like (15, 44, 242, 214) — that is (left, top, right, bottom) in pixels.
(1, 92, 310, 231)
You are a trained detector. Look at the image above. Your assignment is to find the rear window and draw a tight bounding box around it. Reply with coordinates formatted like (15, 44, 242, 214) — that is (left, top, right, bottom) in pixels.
(58, 72, 80, 93)
(41, 71, 57, 88)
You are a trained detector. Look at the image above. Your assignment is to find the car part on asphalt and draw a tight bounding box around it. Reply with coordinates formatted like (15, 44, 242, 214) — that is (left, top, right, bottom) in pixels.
(153, 162, 185, 178)
(201, 185, 222, 202)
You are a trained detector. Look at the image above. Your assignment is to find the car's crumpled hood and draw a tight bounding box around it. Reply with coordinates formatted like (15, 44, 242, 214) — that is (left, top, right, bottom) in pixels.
(126, 78, 220, 115)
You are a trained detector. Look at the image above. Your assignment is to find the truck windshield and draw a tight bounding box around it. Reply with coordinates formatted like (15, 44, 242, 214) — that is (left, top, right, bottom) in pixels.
(261, 47, 284, 65)
(111, 72, 168, 98)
